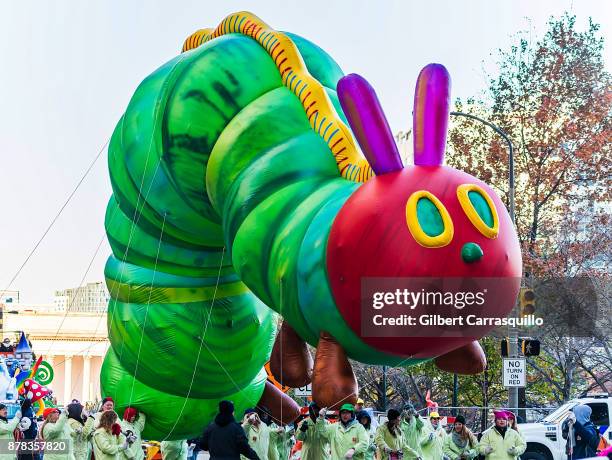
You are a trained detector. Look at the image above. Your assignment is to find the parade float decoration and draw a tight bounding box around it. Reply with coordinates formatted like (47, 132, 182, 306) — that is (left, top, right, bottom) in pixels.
(17, 356, 54, 416)
(0, 333, 55, 416)
(0, 358, 16, 402)
(14, 333, 33, 371)
(100, 11, 521, 439)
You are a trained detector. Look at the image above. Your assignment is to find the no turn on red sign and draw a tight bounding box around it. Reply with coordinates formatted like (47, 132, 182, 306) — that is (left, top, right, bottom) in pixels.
(503, 358, 526, 387)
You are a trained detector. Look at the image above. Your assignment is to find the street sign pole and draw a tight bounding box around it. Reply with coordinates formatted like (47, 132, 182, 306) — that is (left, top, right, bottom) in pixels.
(508, 332, 519, 409)
(450, 112, 517, 410)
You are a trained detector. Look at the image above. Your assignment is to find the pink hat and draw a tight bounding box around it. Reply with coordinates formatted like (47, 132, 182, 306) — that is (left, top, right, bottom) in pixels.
(493, 410, 509, 419)
(505, 411, 516, 420)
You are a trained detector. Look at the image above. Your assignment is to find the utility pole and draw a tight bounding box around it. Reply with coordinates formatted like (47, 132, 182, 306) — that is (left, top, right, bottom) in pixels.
(382, 365, 387, 411)
(450, 112, 517, 410)
(452, 373, 458, 416)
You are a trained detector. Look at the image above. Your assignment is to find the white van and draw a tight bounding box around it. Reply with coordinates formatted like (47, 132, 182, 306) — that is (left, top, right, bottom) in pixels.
(520, 395, 611, 460)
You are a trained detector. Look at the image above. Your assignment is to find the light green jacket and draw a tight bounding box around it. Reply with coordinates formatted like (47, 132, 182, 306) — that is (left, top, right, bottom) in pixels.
(92, 427, 128, 460)
(375, 424, 419, 459)
(295, 418, 330, 460)
(275, 425, 294, 460)
(363, 426, 377, 460)
(316, 417, 369, 460)
(43, 412, 75, 460)
(120, 414, 146, 460)
(242, 422, 271, 460)
(478, 427, 526, 460)
(82, 412, 101, 439)
(268, 423, 281, 460)
(420, 421, 448, 460)
(68, 418, 91, 460)
(0, 413, 21, 460)
(442, 431, 479, 460)
(401, 417, 425, 457)
(160, 440, 188, 460)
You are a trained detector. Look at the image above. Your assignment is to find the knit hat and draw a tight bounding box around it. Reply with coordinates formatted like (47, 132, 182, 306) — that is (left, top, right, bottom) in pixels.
(505, 411, 516, 420)
(102, 397, 114, 405)
(430, 411, 440, 418)
(455, 415, 466, 424)
(403, 403, 415, 412)
(67, 403, 84, 422)
(43, 408, 59, 418)
(218, 400, 234, 415)
(123, 407, 138, 421)
(493, 410, 509, 420)
(243, 408, 257, 416)
(387, 409, 401, 421)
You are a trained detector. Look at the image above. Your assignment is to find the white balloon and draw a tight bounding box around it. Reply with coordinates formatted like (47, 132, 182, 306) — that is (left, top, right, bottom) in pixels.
(19, 417, 31, 431)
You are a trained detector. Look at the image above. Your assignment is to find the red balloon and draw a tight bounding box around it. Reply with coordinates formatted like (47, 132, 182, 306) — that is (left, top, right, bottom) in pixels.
(327, 166, 521, 359)
(23, 378, 50, 403)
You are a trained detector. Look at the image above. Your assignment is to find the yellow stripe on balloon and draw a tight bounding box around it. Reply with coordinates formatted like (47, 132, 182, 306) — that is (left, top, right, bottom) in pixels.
(181, 28, 213, 53)
(181, 12, 373, 182)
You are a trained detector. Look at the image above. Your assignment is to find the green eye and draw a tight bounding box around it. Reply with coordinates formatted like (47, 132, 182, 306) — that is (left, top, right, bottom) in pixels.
(457, 184, 499, 238)
(468, 190, 494, 228)
(406, 191, 454, 247)
(417, 197, 444, 237)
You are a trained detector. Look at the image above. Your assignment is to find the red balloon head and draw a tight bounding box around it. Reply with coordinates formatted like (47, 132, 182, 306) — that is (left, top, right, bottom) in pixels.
(327, 165, 522, 359)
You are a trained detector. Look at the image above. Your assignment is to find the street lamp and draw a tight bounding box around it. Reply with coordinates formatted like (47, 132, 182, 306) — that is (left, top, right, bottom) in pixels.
(449, 112, 518, 411)
(449, 112, 515, 223)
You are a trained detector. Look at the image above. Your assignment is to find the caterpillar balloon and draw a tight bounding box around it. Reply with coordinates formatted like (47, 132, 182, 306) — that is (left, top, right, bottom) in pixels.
(101, 11, 521, 440)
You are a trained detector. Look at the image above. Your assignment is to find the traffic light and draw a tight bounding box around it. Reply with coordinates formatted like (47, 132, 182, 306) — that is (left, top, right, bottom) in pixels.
(501, 338, 509, 357)
(519, 288, 536, 317)
(520, 338, 541, 356)
(502, 337, 541, 356)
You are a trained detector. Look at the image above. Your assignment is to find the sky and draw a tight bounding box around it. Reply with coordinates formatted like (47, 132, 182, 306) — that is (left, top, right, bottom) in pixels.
(1, 0, 611, 304)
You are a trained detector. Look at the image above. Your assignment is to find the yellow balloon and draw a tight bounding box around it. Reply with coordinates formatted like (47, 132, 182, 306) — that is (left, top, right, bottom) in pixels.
(35, 400, 45, 417)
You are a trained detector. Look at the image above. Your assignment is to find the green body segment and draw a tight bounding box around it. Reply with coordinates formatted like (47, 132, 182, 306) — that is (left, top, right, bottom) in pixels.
(101, 31, 410, 441)
(102, 35, 286, 440)
(102, 348, 268, 441)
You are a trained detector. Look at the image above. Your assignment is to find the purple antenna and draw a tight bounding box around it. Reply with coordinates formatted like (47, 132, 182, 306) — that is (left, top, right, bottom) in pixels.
(413, 64, 451, 166)
(337, 74, 403, 175)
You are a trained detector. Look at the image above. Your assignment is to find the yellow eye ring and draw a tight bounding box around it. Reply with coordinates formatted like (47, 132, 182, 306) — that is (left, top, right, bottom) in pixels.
(457, 184, 499, 239)
(405, 191, 454, 248)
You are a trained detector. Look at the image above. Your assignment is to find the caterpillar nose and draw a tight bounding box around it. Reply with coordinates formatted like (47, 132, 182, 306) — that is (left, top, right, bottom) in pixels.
(462, 243, 483, 263)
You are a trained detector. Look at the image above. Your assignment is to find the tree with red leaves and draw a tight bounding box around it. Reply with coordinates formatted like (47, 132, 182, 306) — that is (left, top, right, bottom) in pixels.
(447, 14, 611, 277)
(446, 14, 611, 403)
